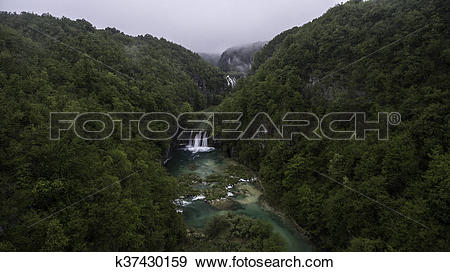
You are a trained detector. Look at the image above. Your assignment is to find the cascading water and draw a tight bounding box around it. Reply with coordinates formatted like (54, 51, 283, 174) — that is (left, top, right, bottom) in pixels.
(202, 132, 208, 147)
(188, 131, 193, 147)
(185, 131, 214, 153)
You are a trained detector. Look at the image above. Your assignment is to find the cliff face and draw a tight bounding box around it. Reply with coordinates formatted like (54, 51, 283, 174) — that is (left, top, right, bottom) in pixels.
(198, 42, 266, 88)
(217, 41, 266, 76)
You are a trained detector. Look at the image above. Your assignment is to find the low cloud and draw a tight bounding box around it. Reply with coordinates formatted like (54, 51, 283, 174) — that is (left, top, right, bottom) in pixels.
(0, 0, 343, 53)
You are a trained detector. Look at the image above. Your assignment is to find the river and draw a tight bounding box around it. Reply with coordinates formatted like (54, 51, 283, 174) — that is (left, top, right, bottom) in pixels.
(165, 148, 313, 252)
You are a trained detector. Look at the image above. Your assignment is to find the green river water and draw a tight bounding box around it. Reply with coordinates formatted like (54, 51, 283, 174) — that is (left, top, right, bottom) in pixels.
(165, 148, 313, 252)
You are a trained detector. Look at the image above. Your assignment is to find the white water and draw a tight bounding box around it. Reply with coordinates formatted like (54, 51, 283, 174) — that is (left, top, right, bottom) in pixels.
(192, 194, 206, 201)
(226, 75, 237, 87)
(185, 131, 215, 153)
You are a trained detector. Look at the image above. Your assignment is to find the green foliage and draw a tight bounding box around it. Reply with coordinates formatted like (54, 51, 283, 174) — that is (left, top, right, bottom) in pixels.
(0, 12, 227, 251)
(184, 213, 286, 252)
(218, 0, 449, 251)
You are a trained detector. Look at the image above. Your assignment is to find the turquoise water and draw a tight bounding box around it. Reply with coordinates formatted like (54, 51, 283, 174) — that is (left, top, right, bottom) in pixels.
(165, 149, 313, 252)
(166, 148, 236, 178)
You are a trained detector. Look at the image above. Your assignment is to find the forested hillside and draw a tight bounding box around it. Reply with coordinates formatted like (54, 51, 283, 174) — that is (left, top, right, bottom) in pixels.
(218, 0, 449, 251)
(0, 12, 227, 251)
(1, 0, 448, 253)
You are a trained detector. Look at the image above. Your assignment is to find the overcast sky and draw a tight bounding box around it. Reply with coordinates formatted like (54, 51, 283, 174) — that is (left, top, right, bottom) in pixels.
(1, 0, 343, 53)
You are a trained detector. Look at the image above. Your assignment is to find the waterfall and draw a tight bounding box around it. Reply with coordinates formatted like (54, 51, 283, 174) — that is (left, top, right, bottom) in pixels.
(226, 75, 237, 88)
(202, 132, 208, 147)
(188, 131, 193, 147)
(193, 132, 201, 149)
(185, 131, 214, 153)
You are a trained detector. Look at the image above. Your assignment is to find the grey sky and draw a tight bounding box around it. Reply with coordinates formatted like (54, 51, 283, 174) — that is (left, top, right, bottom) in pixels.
(1, 0, 342, 53)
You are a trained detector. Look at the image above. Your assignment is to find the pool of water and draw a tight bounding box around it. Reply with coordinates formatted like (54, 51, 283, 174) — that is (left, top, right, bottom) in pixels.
(166, 148, 313, 252)
(165, 148, 237, 178)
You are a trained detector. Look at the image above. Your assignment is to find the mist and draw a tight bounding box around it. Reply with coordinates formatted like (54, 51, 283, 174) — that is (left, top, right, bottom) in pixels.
(0, 0, 343, 53)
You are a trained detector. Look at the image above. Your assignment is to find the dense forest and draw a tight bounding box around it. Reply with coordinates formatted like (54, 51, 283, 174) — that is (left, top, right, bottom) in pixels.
(218, 0, 449, 251)
(183, 214, 286, 252)
(0, 12, 232, 251)
(1, 0, 449, 252)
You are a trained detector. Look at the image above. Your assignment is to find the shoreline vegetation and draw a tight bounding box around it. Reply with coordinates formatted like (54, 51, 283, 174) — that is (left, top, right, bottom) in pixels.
(170, 151, 314, 251)
(243, 178, 315, 247)
(258, 193, 314, 244)
(244, 170, 314, 245)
